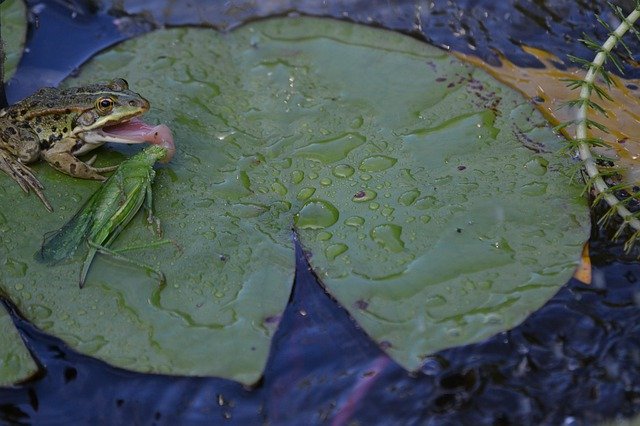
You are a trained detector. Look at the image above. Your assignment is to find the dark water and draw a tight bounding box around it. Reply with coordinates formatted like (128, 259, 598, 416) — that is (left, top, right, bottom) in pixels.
(7, 0, 640, 102)
(2, 0, 640, 424)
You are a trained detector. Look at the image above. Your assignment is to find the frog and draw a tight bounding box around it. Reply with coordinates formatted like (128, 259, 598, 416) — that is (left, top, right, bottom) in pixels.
(0, 78, 171, 211)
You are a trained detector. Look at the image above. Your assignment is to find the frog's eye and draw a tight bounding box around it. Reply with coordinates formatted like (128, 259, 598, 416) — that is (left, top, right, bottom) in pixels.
(96, 97, 114, 113)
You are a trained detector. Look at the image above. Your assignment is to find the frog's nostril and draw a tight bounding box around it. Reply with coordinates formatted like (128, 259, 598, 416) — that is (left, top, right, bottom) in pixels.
(130, 99, 150, 109)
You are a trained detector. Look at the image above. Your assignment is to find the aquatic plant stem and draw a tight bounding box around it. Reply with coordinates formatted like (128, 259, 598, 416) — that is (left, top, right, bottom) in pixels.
(575, 7, 640, 245)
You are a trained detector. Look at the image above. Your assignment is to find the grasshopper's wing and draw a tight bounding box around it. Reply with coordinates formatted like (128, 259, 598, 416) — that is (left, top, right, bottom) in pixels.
(80, 177, 149, 288)
(35, 191, 101, 265)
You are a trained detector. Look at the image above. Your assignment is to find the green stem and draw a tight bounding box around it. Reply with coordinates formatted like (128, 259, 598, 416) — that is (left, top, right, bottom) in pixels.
(575, 7, 640, 240)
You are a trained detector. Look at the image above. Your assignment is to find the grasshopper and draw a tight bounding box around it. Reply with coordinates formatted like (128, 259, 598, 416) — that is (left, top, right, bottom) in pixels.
(36, 145, 171, 288)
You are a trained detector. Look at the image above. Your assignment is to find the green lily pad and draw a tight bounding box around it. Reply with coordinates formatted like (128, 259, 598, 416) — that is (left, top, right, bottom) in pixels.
(1, 0, 27, 81)
(0, 302, 38, 385)
(0, 17, 589, 385)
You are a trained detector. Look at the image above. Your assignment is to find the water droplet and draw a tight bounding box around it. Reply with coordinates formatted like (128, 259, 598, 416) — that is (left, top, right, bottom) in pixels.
(521, 182, 547, 196)
(231, 203, 268, 218)
(524, 157, 548, 176)
(350, 116, 364, 129)
(381, 206, 395, 217)
(271, 181, 287, 196)
(370, 224, 405, 252)
(360, 173, 372, 181)
(424, 295, 447, 307)
(294, 199, 339, 229)
(294, 132, 366, 163)
(352, 189, 377, 202)
(326, 243, 348, 260)
(398, 189, 420, 206)
(6, 258, 27, 277)
(14, 283, 24, 291)
(275, 157, 292, 170)
(212, 171, 252, 199)
(359, 155, 397, 172)
(297, 187, 316, 201)
(30, 304, 52, 320)
(414, 196, 438, 210)
(482, 313, 503, 325)
(420, 215, 431, 223)
(447, 327, 461, 337)
(317, 231, 333, 241)
(345, 216, 365, 227)
(332, 164, 355, 178)
(308, 172, 319, 180)
(369, 202, 380, 210)
(291, 170, 304, 184)
(320, 178, 332, 186)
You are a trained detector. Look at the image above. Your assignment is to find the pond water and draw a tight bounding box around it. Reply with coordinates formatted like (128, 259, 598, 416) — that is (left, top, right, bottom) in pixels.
(1, 0, 640, 424)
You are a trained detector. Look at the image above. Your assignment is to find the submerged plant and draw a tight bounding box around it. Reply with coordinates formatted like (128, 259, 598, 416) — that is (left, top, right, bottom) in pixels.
(559, 1, 640, 250)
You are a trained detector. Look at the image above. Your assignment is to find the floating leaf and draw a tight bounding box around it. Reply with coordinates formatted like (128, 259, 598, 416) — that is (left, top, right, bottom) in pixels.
(1, 0, 27, 81)
(0, 17, 589, 385)
(0, 302, 37, 385)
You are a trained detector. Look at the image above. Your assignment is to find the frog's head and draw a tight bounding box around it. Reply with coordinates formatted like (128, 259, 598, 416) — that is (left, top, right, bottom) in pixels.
(74, 78, 150, 143)
(72, 78, 174, 160)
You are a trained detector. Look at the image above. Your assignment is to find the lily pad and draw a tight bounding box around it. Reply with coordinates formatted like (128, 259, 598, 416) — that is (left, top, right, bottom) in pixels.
(0, 302, 38, 386)
(0, 17, 589, 385)
(1, 0, 27, 81)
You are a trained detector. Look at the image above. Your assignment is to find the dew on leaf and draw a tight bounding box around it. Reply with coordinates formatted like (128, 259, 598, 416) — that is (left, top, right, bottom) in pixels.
(521, 182, 548, 196)
(326, 243, 348, 260)
(370, 224, 405, 253)
(271, 181, 288, 196)
(344, 216, 365, 227)
(398, 189, 420, 206)
(294, 199, 339, 230)
(291, 170, 304, 184)
(352, 189, 377, 202)
(332, 164, 355, 178)
(359, 155, 398, 172)
(317, 231, 333, 241)
(294, 133, 365, 163)
(296, 187, 316, 201)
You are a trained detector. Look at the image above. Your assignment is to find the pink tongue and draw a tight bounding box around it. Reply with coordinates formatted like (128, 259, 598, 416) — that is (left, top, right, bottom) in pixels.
(104, 118, 175, 162)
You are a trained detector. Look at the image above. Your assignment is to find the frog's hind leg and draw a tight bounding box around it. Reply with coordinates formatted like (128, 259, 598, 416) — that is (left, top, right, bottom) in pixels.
(0, 150, 53, 211)
(79, 239, 166, 288)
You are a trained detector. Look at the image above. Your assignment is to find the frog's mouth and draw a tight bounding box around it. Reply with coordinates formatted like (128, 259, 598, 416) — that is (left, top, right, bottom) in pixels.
(84, 118, 175, 162)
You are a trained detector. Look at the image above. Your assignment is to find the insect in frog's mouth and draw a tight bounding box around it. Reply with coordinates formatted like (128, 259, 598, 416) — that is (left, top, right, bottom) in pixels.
(84, 118, 176, 162)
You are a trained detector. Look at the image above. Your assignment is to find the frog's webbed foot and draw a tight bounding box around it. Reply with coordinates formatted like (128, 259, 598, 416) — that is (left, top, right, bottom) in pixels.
(0, 151, 53, 211)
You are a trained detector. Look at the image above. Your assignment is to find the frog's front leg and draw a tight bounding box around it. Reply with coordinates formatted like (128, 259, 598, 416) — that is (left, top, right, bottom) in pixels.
(42, 137, 117, 180)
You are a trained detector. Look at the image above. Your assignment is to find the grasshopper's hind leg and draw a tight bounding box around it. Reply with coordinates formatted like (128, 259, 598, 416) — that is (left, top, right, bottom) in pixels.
(80, 240, 166, 288)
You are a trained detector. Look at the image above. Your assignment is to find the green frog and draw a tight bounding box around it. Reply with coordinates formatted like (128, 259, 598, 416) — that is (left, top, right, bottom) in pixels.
(0, 78, 165, 211)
